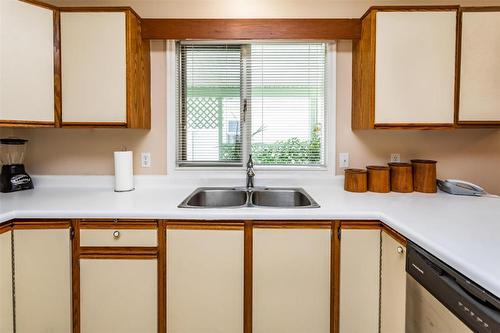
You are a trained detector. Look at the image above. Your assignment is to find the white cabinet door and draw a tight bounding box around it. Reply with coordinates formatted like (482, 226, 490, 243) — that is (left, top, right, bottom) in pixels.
(167, 229, 244, 333)
(339, 229, 380, 333)
(80, 259, 157, 333)
(459, 11, 500, 122)
(253, 228, 331, 333)
(0, 231, 13, 333)
(61, 12, 127, 123)
(0, 0, 54, 123)
(380, 231, 406, 333)
(14, 229, 72, 333)
(375, 11, 456, 124)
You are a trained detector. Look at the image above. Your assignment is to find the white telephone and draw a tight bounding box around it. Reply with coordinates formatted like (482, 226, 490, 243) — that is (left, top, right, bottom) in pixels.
(437, 179, 496, 197)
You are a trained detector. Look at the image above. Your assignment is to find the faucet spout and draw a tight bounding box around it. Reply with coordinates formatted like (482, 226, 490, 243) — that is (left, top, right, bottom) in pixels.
(246, 154, 255, 189)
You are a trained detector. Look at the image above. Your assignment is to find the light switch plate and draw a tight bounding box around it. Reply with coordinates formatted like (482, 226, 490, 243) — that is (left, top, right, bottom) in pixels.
(339, 153, 349, 168)
(141, 152, 151, 168)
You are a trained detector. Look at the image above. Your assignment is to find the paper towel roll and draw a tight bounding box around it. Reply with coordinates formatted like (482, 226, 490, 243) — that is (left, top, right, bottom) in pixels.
(114, 151, 134, 192)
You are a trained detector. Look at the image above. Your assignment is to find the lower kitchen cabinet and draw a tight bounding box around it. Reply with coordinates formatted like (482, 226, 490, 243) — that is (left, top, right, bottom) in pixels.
(14, 228, 72, 333)
(166, 228, 244, 333)
(80, 259, 157, 333)
(0, 230, 13, 333)
(253, 228, 331, 333)
(380, 230, 407, 333)
(339, 228, 380, 333)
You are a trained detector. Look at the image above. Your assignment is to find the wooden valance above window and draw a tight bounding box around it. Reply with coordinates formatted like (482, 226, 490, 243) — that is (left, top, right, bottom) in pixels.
(141, 19, 362, 40)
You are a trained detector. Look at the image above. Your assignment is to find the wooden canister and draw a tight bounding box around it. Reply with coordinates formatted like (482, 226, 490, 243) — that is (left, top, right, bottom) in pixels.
(366, 166, 390, 193)
(411, 159, 437, 193)
(388, 162, 413, 193)
(344, 168, 367, 192)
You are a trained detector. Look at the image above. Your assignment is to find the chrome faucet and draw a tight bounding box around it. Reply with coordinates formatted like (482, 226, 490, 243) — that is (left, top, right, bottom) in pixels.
(246, 154, 255, 189)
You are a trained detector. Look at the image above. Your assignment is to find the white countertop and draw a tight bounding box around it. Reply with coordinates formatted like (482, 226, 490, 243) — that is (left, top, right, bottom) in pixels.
(1, 175, 499, 299)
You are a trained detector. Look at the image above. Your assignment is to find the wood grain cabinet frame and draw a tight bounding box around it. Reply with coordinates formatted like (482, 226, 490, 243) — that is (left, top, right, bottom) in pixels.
(352, 6, 460, 130)
(455, 7, 500, 127)
(72, 219, 164, 333)
(59, 8, 151, 129)
(1, 218, 408, 333)
(0, 0, 59, 128)
(1, 2, 151, 129)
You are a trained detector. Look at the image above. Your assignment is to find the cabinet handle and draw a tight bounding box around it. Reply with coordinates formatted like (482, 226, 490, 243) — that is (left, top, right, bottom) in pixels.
(397, 246, 404, 254)
(113, 230, 120, 239)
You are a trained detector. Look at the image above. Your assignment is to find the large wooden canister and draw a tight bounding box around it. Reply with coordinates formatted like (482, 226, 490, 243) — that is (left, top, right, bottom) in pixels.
(411, 159, 437, 193)
(366, 165, 390, 193)
(344, 168, 368, 192)
(388, 162, 413, 193)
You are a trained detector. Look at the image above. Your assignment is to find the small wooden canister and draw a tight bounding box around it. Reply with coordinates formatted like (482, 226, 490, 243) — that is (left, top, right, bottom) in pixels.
(344, 168, 367, 192)
(388, 162, 413, 193)
(366, 165, 390, 193)
(411, 159, 437, 193)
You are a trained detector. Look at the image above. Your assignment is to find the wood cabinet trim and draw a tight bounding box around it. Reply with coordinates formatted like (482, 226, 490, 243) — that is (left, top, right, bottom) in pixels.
(0, 120, 55, 127)
(361, 5, 460, 20)
(158, 222, 166, 333)
(340, 220, 382, 229)
(72, 220, 81, 333)
(352, 10, 376, 130)
(331, 220, 341, 333)
(374, 123, 455, 130)
(0, 223, 12, 234)
(19, 0, 58, 10)
(165, 221, 244, 230)
(252, 221, 333, 229)
(244, 221, 253, 333)
(80, 220, 158, 229)
(79, 246, 158, 259)
(381, 225, 407, 246)
(61, 122, 127, 128)
(59, 6, 141, 19)
(12, 220, 71, 229)
(141, 19, 361, 40)
(53, 9, 62, 127)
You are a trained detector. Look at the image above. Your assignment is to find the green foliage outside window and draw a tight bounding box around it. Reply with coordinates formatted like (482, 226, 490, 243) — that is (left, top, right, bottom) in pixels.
(221, 131, 321, 165)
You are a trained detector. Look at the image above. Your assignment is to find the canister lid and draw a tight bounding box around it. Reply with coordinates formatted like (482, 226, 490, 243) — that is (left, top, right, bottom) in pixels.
(388, 162, 412, 167)
(345, 168, 367, 174)
(366, 165, 390, 170)
(410, 159, 437, 164)
(0, 138, 28, 145)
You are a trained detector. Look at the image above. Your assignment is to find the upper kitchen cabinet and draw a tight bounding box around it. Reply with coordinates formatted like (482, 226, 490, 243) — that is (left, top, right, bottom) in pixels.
(458, 8, 500, 125)
(60, 9, 151, 128)
(352, 8, 458, 129)
(0, 0, 56, 127)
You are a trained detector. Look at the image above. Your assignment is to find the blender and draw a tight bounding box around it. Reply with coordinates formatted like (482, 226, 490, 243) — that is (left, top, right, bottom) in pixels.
(0, 138, 34, 193)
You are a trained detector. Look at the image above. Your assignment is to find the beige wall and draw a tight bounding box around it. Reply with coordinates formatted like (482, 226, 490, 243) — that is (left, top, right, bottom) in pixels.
(1, 0, 500, 193)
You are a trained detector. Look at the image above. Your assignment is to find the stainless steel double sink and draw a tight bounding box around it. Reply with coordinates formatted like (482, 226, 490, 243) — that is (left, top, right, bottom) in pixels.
(178, 187, 320, 208)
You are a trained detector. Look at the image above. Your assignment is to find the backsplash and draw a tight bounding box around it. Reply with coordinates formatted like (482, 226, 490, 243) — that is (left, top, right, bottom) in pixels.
(1, 40, 499, 193)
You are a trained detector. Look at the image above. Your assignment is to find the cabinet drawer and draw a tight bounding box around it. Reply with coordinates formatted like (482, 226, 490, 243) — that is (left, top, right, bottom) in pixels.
(80, 229, 157, 247)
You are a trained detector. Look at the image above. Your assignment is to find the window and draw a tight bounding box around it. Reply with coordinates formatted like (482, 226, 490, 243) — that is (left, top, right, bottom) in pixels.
(176, 42, 328, 168)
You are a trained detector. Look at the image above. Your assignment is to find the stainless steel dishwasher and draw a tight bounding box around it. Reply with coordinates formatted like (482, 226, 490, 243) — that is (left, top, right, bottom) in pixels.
(406, 242, 500, 333)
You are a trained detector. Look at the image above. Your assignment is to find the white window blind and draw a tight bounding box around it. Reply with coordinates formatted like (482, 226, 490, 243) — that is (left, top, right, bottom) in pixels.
(176, 42, 327, 167)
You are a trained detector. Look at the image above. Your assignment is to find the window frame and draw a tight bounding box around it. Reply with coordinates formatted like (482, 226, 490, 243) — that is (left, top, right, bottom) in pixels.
(166, 40, 337, 177)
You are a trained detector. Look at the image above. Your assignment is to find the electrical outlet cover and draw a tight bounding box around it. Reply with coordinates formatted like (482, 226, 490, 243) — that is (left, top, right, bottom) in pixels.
(390, 153, 401, 163)
(339, 153, 349, 168)
(141, 152, 151, 168)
